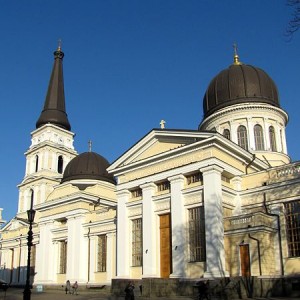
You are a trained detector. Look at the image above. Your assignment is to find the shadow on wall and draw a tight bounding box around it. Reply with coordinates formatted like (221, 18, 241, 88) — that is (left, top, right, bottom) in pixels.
(0, 266, 35, 287)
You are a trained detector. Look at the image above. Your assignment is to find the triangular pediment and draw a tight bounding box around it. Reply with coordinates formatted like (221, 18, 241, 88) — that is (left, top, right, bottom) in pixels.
(1, 217, 28, 232)
(108, 129, 215, 171)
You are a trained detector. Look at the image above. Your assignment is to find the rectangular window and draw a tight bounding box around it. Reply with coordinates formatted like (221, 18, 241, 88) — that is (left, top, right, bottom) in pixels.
(59, 241, 67, 274)
(186, 172, 202, 185)
(132, 218, 142, 266)
(131, 188, 142, 198)
(97, 235, 107, 272)
(189, 207, 206, 262)
(221, 174, 230, 183)
(285, 200, 300, 257)
(157, 181, 170, 192)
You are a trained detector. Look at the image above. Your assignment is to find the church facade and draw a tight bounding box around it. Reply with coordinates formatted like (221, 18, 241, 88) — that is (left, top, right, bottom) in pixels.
(0, 46, 299, 297)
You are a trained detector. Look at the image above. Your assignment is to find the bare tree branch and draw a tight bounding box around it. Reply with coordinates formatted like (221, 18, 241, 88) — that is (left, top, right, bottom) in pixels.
(286, 0, 300, 39)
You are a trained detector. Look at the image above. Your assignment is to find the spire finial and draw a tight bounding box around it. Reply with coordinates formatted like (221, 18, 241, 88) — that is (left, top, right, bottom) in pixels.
(57, 39, 62, 51)
(54, 39, 64, 59)
(160, 120, 166, 129)
(88, 140, 92, 152)
(233, 43, 242, 65)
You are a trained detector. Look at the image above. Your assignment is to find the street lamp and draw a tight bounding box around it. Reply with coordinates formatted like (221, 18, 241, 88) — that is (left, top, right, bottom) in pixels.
(23, 190, 36, 300)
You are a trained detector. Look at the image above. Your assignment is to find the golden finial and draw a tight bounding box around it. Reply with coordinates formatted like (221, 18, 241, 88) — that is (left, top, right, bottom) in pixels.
(233, 43, 242, 65)
(57, 38, 62, 51)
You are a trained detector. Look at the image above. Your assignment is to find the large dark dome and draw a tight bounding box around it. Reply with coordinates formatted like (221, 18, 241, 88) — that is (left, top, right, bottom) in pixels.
(203, 63, 280, 118)
(61, 152, 115, 184)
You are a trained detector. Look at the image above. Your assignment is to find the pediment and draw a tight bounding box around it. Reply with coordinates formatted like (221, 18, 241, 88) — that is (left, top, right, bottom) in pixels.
(1, 217, 28, 232)
(108, 129, 215, 172)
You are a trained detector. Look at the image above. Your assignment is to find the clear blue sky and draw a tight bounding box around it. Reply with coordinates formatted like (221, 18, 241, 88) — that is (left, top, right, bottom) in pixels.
(0, 0, 299, 222)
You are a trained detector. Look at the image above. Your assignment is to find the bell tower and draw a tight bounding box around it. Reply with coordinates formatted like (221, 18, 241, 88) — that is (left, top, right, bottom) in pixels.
(17, 45, 77, 214)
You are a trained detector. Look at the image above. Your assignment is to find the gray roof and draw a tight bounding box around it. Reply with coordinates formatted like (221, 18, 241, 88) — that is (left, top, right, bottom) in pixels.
(61, 152, 116, 184)
(203, 63, 280, 118)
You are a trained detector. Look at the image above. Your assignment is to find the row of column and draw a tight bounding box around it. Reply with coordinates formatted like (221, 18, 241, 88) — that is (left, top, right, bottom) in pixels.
(218, 118, 287, 153)
(116, 164, 227, 279)
(35, 215, 115, 285)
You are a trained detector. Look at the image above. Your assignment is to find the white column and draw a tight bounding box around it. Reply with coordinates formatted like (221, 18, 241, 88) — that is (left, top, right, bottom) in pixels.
(263, 118, 270, 151)
(40, 183, 46, 205)
(275, 123, 283, 153)
(44, 150, 49, 170)
(232, 177, 242, 215)
(35, 221, 55, 284)
(106, 232, 116, 283)
(89, 236, 97, 283)
(18, 191, 24, 213)
(67, 215, 86, 283)
(140, 183, 157, 277)
(168, 175, 185, 278)
(39, 152, 44, 171)
(20, 241, 26, 284)
(270, 204, 284, 275)
(116, 190, 130, 278)
(200, 165, 228, 278)
(25, 157, 29, 176)
(51, 152, 56, 171)
(247, 118, 255, 151)
(231, 122, 238, 144)
(280, 127, 288, 154)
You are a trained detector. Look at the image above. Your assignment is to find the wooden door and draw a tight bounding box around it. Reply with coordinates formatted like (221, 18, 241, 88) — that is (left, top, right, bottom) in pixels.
(240, 244, 251, 276)
(160, 214, 172, 278)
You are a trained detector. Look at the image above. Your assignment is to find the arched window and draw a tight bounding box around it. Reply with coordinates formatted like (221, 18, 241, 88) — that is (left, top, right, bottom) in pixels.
(58, 155, 63, 174)
(269, 126, 277, 151)
(35, 155, 39, 172)
(223, 129, 230, 140)
(237, 125, 248, 150)
(254, 124, 265, 150)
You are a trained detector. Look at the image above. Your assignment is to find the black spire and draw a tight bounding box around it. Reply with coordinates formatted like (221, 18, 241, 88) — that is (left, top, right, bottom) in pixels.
(36, 44, 71, 131)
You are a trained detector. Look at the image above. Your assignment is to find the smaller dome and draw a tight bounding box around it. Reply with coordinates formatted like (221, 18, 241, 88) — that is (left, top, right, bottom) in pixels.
(61, 152, 115, 184)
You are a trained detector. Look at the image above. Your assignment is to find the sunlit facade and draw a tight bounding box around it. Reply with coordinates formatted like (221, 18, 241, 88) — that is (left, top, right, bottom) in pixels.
(0, 48, 299, 298)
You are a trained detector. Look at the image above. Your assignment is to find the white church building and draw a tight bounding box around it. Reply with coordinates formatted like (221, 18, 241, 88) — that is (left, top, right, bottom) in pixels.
(0, 46, 299, 298)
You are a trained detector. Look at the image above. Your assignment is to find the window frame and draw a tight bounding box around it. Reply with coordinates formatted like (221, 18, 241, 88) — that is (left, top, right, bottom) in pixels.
(223, 128, 231, 140)
(97, 234, 107, 272)
(269, 126, 277, 151)
(237, 125, 248, 150)
(284, 200, 300, 257)
(132, 218, 143, 267)
(59, 240, 67, 274)
(57, 155, 64, 174)
(254, 124, 265, 150)
(188, 206, 206, 262)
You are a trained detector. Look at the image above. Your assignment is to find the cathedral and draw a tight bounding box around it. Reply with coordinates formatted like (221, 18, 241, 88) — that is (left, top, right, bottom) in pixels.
(0, 45, 299, 298)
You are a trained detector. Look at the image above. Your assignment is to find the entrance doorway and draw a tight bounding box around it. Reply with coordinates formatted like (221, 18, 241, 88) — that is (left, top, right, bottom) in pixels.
(240, 244, 251, 276)
(159, 214, 172, 278)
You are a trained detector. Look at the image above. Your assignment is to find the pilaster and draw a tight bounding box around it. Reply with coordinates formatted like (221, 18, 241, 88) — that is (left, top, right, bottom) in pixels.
(140, 182, 157, 277)
(168, 175, 185, 278)
(67, 214, 86, 282)
(200, 165, 228, 278)
(247, 117, 254, 151)
(107, 232, 116, 283)
(232, 176, 242, 215)
(116, 190, 131, 278)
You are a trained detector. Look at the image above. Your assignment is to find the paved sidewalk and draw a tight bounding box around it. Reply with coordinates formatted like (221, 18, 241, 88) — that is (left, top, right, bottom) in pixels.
(0, 289, 298, 300)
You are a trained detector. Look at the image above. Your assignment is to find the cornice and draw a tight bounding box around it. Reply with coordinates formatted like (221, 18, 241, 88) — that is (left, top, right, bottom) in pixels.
(200, 103, 288, 129)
